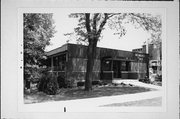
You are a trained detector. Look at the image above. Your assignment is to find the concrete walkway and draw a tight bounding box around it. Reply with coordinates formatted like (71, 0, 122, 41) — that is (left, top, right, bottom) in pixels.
(112, 80, 162, 90)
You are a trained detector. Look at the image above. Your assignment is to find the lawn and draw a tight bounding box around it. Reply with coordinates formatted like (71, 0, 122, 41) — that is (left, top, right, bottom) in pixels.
(24, 84, 156, 104)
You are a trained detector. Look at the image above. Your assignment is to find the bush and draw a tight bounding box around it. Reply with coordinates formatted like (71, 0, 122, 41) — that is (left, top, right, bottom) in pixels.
(139, 77, 151, 83)
(77, 81, 85, 87)
(156, 75, 162, 82)
(57, 75, 66, 88)
(38, 73, 59, 95)
(65, 78, 76, 88)
(24, 67, 49, 92)
(37, 69, 49, 92)
(92, 80, 101, 85)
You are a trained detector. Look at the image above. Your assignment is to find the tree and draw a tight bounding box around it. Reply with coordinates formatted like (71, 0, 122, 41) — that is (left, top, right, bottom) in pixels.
(66, 13, 162, 91)
(23, 13, 56, 89)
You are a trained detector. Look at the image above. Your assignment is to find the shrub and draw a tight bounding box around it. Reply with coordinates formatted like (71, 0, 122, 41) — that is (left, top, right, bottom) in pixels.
(45, 76, 59, 95)
(24, 67, 48, 93)
(57, 75, 66, 88)
(38, 73, 59, 95)
(92, 80, 100, 85)
(37, 68, 49, 91)
(139, 77, 151, 83)
(77, 81, 85, 87)
(156, 75, 162, 82)
(65, 78, 76, 88)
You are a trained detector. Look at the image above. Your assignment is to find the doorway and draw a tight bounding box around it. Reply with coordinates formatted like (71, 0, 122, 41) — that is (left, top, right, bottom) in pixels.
(113, 61, 122, 78)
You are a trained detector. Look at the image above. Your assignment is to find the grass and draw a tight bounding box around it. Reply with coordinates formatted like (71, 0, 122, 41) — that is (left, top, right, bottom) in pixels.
(101, 97, 162, 107)
(24, 84, 156, 104)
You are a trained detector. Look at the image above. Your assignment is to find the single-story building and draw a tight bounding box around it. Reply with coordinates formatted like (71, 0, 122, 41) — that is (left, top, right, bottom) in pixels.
(46, 43, 149, 86)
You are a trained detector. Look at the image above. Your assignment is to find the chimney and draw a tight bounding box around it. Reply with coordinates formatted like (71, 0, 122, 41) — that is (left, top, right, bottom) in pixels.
(146, 39, 150, 54)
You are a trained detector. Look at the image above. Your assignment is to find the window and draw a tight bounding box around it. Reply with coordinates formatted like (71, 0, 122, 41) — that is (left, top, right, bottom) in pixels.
(121, 61, 131, 71)
(102, 60, 111, 71)
(53, 54, 66, 71)
(121, 61, 126, 71)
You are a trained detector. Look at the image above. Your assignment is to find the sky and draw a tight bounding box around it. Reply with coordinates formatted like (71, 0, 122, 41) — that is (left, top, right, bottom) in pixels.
(45, 12, 151, 52)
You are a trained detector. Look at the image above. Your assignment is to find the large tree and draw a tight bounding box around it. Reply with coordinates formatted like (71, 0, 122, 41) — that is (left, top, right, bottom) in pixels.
(23, 13, 56, 89)
(67, 13, 161, 91)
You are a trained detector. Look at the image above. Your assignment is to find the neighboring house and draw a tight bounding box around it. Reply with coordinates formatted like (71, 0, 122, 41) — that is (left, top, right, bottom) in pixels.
(46, 43, 149, 86)
(133, 43, 162, 77)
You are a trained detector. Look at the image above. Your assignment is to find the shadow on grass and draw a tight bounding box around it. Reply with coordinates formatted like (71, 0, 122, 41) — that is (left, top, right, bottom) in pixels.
(24, 85, 156, 104)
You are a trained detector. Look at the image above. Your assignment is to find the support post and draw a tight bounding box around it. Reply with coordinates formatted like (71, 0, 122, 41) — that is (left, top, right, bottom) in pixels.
(111, 59, 113, 80)
(51, 56, 53, 71)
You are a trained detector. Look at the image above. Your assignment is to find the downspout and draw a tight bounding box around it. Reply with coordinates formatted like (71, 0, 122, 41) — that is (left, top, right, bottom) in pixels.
(146, 39, 149, 79)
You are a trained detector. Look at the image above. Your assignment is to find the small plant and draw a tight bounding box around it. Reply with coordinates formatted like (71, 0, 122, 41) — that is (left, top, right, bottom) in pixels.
(77, 81, 85, 87)
(65, 77, 77, 88)
(139, 76, 151, 84)
(92, 80, 101, 85)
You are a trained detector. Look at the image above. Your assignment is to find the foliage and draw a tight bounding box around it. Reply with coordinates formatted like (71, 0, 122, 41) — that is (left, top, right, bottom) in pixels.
(38, 73, 59, 95)
(65, 78, 77, 88)
(127, 13, 162, 47)
(66, 13, 161, 44)
(57, 75, 67, 88)
(23, 13, 56, 88)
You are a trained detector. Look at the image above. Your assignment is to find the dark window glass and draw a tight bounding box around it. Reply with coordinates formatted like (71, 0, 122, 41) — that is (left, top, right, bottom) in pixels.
(121, 61, 126, 71)
(121, 61, 131, 71)
(53, 54, 66, 71)
(46, 58, 51, 67)
(102, 60, 111, 71)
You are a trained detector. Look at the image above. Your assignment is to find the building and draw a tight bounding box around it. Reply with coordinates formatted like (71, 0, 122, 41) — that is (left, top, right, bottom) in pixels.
(46, 43, 149, 86)
(133, 43, 162, 76)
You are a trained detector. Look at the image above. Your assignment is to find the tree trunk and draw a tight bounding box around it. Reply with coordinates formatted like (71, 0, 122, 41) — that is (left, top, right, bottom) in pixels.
(85, 39, 98, 91)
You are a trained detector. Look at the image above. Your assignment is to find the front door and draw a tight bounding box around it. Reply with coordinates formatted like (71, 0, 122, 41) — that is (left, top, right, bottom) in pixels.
(113, 61, 121, 78)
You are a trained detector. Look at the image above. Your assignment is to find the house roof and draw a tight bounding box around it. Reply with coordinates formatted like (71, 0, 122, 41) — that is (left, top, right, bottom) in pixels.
(46, 44, 68, 56)
(46, 43, 148, 60)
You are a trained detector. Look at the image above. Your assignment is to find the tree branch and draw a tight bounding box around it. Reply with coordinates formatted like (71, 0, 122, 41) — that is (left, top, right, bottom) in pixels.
(85, 13, 91, 33)
(92, 13, 99, 33)
(97, 13, 108, 36)
(107, 13, 120, 19)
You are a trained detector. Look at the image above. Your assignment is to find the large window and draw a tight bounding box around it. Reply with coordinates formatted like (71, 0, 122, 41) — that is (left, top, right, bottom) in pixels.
(121, 61, 131, 71)
(102, 60, 112, 71)
(53, 54, 66, 71)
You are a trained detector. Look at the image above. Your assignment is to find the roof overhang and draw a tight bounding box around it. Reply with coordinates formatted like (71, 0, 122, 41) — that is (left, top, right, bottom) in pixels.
(46, 44, 68, 56)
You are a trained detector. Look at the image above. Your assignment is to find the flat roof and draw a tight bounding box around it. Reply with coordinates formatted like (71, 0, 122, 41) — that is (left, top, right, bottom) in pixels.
(46, 44, 68, 56)
(46, 43, 148, 56)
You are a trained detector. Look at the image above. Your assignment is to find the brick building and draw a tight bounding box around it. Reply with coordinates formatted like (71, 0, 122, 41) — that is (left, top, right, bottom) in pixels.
(46, 43, 149, 86)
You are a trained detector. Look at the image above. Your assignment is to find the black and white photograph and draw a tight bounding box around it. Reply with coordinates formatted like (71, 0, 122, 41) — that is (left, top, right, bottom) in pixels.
(1, 0, 179, 119)
(20, 8, 166, 112)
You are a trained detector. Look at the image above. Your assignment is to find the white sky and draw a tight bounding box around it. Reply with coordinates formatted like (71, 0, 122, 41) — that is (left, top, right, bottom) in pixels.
(45, 12, 151, 52)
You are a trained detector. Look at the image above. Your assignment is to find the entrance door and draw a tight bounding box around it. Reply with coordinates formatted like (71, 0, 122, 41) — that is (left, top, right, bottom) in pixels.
(113, 61, 121, 78)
